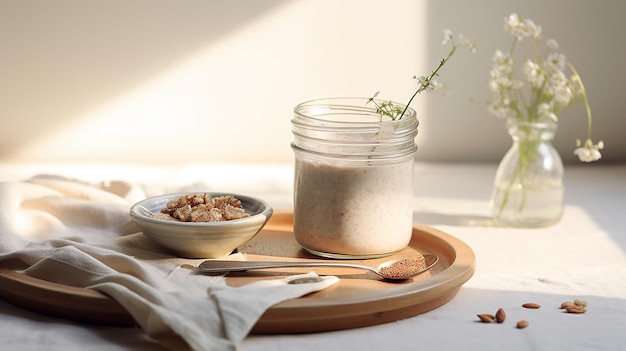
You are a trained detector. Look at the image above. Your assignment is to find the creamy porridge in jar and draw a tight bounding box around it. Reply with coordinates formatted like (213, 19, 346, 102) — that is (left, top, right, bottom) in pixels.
(293, 158, 414, 258)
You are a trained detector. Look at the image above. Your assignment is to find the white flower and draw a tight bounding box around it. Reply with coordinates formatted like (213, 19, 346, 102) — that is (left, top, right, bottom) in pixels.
(574, 145, 602, 162)
(547, 39, 559, 50)
(414, 75, 437, 93)
(523, 59, 545, 87)
(458, 33, 477, 53)
(547, 52, 567, 72)
(504, 13, 542, 40)
(488, 95, 515, 119)
(547, 70, 573, 106)
(441, 29, 453, 45)
(553, 85, 573, 106)
(537, 103, 558, 122)
(492, 50, 512, 65)
(504, 13, 521, 32)
(489, 51, 523, 94)
(428, 78, 439, 92)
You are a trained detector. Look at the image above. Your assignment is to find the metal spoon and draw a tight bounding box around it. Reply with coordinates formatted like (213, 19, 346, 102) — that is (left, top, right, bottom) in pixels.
(198, 254, 438, 281)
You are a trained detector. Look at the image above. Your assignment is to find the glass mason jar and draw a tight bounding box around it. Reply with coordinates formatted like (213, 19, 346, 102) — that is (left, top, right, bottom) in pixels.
(489, 117, 564, 227)
(291, 98, 418, 259)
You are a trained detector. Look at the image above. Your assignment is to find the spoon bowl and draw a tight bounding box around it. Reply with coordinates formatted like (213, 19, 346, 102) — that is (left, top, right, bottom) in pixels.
(198, 254, 439, 281)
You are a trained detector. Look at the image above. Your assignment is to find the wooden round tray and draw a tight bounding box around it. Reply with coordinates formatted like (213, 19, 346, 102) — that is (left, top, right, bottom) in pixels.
(0, 210, 475, 333)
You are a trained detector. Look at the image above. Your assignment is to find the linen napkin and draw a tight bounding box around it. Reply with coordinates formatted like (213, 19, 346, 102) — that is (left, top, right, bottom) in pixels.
(0, 175, 339, 351)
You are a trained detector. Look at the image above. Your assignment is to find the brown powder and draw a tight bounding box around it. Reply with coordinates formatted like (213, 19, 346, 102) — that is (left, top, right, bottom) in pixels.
(378, 256, 426, 279)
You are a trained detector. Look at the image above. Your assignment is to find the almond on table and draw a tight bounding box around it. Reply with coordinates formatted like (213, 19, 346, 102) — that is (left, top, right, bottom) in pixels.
(522, 303, 541, 309)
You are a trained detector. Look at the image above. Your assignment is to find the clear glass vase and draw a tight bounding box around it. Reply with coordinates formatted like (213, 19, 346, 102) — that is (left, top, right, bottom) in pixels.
(489, 117, 564, 227)
(291, 98, 418, 259)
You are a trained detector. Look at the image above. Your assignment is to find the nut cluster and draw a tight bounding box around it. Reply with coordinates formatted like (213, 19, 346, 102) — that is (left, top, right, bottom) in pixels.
(476, 299, 588, 329)
(477, 307, 506, 324)
(560, 300, 587, 314)
(153, 193, 250, 222)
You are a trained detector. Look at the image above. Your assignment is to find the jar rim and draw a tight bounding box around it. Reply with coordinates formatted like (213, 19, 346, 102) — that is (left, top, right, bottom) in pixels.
(294, 97, 417, 125)
(292, 97, 419, 162)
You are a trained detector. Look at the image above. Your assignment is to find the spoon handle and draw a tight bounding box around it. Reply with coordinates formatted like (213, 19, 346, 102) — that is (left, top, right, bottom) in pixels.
(198, 260, 372, 273)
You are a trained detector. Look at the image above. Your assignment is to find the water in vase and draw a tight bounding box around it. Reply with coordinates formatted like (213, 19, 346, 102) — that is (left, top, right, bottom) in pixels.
(490, 183, 564, 228)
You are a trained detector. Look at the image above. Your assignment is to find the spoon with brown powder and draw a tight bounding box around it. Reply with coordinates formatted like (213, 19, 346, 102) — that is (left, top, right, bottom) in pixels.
(198, 254, 438, 281)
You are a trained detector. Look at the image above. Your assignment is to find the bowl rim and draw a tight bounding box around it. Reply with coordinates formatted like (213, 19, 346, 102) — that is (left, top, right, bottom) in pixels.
(129, 191, 273, 227)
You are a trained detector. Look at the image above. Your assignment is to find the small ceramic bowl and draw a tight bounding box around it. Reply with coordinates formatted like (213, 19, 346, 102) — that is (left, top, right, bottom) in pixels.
(129, 192, 273, 258)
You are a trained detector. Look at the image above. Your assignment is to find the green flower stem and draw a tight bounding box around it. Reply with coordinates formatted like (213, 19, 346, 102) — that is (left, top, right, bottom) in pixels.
(398, 43, 458, 120)
(568, 62, 593, 140)
(516, 137, 537, 213)
(495, 125, 537, 219)
(368, 32, 471, 122)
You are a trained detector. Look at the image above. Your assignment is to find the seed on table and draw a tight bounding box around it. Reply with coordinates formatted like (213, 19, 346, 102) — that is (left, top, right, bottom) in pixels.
(477, 314, 495, 323)
(560, 301, 575, 309)
(495, 308, 506, 323)
(522, 303, 541, 309)
(516, 320, 529, 329)
(565, 305, 587, 314)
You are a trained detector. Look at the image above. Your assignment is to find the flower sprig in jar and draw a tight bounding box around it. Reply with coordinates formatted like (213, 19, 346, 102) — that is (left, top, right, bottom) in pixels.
(368, 29, 476, 121)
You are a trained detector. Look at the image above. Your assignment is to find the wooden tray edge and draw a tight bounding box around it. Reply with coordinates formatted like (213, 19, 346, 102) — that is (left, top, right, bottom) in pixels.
(0, 267, 135, 326)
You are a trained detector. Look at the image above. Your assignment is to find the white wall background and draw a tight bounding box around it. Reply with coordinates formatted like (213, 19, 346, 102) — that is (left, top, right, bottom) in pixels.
(1, 0, 624, 165)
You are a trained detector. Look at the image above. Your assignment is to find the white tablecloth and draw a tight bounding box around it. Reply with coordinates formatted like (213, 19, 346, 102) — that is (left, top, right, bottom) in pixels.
(1, 162, 625, 351)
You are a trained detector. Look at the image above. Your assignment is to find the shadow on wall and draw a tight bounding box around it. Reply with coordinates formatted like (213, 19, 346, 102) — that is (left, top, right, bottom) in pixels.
(0, 0, 287, 159)
(2, 1, 624, 164)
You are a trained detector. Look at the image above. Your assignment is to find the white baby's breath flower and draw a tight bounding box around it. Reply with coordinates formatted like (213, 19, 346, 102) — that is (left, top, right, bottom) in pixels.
(488, 80, 499, 93)
(504, 13, 521, 33)
(488, 94, 515, 119)
(504, 13, 542, 40)
(553, 85, 573, 106)
(492, 50, 512, 65)
(547, 39, 559, 50)
(574, 143, 602, 162)
(489, 54, 523, 92)
(547, 52, 567, 72)
(458, 33, 477, 53)
(414, 75, 438, 93)
(428, 78, 439, 92)
(523, 59, 544, 87)
(547, 70, 573, 106)
(537, 103, 558, 122)
(441, 29, 453, 45)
